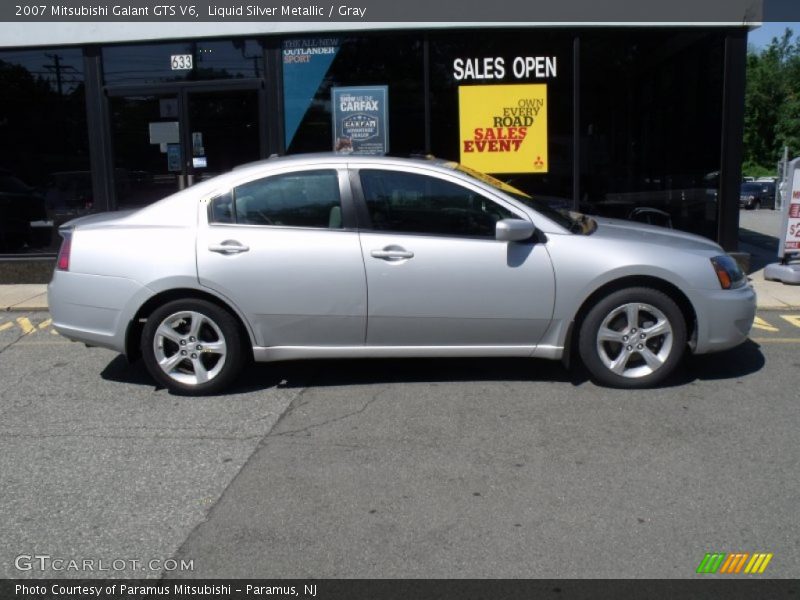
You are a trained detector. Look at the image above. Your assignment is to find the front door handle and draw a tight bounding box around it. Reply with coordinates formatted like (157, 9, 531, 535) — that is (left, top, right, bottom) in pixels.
(370, 248, 414, 260)
(209, 240, 250, 254)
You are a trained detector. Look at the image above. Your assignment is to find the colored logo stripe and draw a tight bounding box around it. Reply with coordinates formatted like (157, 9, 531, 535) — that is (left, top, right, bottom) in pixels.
(719, 553, 749, 574)
(697, 553, 773, 574)
(744, 553, 773, 574)
(697, 553, 726, 573)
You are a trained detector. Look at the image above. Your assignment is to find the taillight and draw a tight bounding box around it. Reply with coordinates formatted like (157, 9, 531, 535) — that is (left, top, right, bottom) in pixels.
(56, 233, 72, 271)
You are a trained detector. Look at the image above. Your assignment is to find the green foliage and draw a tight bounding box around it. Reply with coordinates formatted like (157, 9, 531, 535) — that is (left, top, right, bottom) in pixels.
(744, 28, 800, 172)
(741, 161, 776, 178)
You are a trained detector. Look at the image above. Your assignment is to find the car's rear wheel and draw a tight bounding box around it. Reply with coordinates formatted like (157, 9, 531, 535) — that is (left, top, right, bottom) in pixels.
(141, 299, 244, 395)
(578, 287, 687, 388)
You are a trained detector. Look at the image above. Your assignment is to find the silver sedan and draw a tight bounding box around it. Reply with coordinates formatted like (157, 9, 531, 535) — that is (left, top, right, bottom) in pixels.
(48, 154, 756, 394)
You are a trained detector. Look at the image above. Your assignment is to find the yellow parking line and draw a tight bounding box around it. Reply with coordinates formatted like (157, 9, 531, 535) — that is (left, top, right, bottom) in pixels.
(780, 314, 800, 329)
(751, 338, 800, 343)
(38, 318, 52, 330)
(0, 322, 13, 332)
(752, 317, 779, 332)
(15, 317, 35, 335)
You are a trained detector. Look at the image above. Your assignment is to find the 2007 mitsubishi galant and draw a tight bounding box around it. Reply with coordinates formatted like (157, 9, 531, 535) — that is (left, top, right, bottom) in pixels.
(48, 154, 756, 394)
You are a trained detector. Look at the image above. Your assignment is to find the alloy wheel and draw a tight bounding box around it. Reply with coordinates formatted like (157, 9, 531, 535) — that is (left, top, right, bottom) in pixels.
(595, 302, 673, 379)
(152, 310, 228, 386)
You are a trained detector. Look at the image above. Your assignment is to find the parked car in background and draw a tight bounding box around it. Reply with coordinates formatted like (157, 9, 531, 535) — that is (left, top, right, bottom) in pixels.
(739, 181, 776, 210)
(49, 154, 756, 395)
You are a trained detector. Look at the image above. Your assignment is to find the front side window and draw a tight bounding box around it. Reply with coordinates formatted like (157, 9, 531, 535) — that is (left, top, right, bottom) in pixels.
(359, 169, 517, 237)
(210, 169, 342, 228)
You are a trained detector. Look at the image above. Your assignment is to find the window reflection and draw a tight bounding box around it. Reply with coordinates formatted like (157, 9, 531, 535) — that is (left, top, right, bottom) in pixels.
(0, 49, 88, 254)
(579, 29, 725, 239)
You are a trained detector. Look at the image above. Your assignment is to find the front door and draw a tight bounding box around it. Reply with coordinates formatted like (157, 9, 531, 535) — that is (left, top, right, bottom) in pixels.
(353, 166, 556, 348)
(107, 84, 262, 209)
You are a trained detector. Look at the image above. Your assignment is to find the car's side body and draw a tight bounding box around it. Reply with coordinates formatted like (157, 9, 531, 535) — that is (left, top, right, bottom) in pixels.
(48, 154, 756, 392)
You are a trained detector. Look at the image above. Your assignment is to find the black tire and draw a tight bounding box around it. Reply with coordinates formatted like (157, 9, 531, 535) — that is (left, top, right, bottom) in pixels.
(141, 298, 245, 395)
(577, 287, 687, 388)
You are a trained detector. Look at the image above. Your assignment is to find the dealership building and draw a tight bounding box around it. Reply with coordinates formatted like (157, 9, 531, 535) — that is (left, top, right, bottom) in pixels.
(0, 13, 756, 278)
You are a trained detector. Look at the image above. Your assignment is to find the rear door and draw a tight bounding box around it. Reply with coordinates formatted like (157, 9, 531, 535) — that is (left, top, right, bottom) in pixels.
(352, 165, 556, 348)
(196, 166, 366, 348)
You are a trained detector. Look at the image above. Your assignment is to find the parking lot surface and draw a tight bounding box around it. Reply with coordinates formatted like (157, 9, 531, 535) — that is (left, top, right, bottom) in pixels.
(1, 311, 799, 578)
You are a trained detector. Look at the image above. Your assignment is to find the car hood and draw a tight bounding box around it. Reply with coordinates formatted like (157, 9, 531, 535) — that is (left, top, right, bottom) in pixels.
(589, 217, 723, 255)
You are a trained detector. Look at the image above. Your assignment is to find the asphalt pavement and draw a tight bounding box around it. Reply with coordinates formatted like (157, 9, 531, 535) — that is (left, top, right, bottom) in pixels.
(0, 313, 300, 579)
(1, 310, 799, 579)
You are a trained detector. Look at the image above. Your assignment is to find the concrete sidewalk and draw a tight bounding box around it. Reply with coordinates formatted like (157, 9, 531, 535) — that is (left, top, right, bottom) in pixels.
(2, 274, 799, 312)
(747, 264, 800, 309)
(1, 284, 48, 311)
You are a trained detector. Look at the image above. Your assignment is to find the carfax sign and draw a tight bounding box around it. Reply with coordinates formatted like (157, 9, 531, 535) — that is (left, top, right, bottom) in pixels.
(458, 84, 548, 174)
(332, 86, 389, 155)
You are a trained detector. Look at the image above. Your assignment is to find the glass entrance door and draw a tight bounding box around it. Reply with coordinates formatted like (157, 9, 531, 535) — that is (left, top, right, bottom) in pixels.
(109, 94, 182, 209)
(108, 85, 262, 210)
(185, 90, 260, 184)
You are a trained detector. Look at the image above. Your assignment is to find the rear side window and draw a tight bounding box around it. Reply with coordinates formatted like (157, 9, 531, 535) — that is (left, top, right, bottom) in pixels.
(209, 169, 343, 229)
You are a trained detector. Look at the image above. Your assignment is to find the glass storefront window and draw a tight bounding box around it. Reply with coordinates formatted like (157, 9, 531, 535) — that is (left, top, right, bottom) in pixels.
(0, 48, 88, 255)
(282, 34, 425, 156)
(579, 29, 725, 239)
(0, 27, 737, 263)
(428, 30, 574, 207)
(103, 39, 264, 85)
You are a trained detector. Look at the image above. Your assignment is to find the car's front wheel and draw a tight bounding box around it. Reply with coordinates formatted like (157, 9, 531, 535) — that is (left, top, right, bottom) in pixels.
(578, 287, 687, 388)
(141, 298, 245, 395)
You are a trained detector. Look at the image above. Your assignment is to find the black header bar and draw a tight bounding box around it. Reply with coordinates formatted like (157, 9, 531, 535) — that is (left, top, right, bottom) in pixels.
(0, 0, 779, 23)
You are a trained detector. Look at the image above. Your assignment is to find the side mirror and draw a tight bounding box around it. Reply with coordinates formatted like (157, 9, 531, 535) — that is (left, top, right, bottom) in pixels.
(496, 218, 535, 242)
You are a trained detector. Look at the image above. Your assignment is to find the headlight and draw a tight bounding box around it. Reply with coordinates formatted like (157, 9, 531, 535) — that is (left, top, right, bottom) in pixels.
(710, 255, 746, 289)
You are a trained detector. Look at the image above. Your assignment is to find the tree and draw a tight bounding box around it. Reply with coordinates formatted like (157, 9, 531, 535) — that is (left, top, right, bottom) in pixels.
(743, 28, 800, 174)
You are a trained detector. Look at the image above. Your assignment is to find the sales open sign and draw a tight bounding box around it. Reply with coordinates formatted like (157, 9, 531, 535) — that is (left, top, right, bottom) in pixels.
(458, 84, 548, 174)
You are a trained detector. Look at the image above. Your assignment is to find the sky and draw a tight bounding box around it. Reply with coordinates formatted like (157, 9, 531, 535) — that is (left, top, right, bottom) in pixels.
(748, 22, 800, 50)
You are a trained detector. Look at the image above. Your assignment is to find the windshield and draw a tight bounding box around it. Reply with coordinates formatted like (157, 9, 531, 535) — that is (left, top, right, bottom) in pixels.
(446, 162, 588, 233)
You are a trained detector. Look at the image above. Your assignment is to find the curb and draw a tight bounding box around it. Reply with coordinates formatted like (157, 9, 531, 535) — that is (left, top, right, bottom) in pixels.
(3, 305, 50, 312)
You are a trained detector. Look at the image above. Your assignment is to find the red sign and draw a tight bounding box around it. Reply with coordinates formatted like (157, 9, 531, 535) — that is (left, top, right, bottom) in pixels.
(784, 167, 800, 256)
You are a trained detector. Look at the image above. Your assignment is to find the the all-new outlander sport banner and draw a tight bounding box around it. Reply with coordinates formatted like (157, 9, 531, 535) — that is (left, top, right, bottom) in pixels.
(458, 84, 548, 174)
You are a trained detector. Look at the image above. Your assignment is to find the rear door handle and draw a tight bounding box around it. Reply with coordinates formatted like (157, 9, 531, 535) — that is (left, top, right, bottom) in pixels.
(209, 241, 249, 254)
(370, 249, 414, 260)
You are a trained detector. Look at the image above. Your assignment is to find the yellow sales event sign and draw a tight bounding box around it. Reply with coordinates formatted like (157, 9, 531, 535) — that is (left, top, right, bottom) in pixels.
(458, 84, 548, 174)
